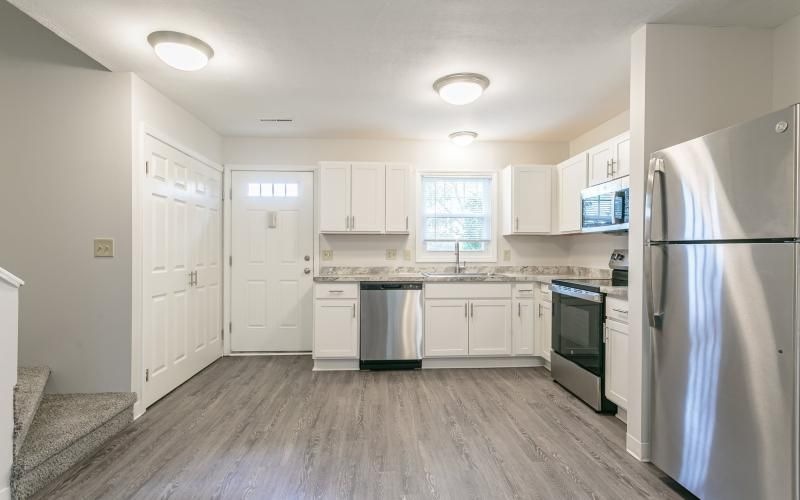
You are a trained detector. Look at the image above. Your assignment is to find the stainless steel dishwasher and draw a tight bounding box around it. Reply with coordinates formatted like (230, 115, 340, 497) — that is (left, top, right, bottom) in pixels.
(359, 282, 423, 370)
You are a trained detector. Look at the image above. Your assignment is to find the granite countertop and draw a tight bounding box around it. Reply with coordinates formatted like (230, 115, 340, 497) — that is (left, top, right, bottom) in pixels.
(314, 266, 628, 300)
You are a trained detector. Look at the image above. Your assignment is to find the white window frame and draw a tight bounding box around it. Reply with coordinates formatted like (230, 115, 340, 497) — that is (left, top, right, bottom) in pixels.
(415, 171, 498, 263)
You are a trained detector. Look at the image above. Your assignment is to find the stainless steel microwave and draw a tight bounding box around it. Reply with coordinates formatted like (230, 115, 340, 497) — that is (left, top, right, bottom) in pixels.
(580, 176, 629, 233)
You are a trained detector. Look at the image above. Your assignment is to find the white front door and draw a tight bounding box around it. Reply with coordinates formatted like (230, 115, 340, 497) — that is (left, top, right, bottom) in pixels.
(231, 171, 314, 351)
(142, 135, 223, 408)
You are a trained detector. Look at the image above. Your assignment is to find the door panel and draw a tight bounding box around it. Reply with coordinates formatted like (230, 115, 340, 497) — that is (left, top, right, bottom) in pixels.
(469, 300, 511, 355)
(588, 142, 613, 186)
(604, 318, 628, 408)
(142, 136, 222, 408)
(514, 166, 551, 233)
(313, 300, 358, 358)
(558, 155, 588, 233)
(231, 171, 314, 351)
(651, 106, 797, 242)
(350, 163, 385, 232)
(650, 242, 795, 500)
(612, 133, 630, 178)
(512, 299, 535, 355)
(424, 300, 468, 357)
(319, 162, 350, 232)
(385, 164, 410, 233)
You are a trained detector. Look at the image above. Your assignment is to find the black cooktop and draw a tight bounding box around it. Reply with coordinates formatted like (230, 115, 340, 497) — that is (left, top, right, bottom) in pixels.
(552, 270, 628, 293)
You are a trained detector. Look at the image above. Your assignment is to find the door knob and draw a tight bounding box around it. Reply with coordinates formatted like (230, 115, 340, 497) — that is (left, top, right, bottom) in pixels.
(304, 268, 311, 274)
(304, 255, 311, 261)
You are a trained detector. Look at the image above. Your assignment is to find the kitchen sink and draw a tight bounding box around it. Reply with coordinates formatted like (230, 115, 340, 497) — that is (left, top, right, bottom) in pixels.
(421, 272, 507, 279)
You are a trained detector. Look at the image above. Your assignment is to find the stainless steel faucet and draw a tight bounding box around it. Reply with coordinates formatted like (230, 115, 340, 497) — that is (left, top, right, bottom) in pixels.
(455, 240, 466, 274)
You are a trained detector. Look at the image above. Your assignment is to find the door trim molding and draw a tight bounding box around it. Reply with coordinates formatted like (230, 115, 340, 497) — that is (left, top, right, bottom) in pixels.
(223, 165, 318, 356)
(132, 123, 223, 419)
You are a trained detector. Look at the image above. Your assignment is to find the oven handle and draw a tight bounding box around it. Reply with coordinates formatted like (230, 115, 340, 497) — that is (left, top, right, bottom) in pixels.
(549, 285, 603, 303)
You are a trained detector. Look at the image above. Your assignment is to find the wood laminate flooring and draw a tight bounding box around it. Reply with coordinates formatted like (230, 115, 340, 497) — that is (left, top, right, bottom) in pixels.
(35, 356, 691, 499)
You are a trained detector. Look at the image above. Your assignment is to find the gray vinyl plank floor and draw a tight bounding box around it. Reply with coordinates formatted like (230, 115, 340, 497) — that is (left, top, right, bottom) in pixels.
(35, 356, 691, 499)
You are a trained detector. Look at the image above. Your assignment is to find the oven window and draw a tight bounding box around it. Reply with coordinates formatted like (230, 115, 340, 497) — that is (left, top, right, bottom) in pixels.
(552, 294, 603, 375)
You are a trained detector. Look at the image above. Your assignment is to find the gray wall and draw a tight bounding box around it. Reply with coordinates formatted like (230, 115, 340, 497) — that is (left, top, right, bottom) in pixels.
(0, 1, 133, 393)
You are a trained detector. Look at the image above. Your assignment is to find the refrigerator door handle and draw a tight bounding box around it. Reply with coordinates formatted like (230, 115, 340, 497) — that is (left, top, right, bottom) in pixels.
(645, 157, 664, 327)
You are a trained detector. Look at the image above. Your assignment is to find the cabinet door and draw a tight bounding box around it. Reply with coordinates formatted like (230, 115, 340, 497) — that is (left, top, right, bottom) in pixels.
(425, 300, 469, 357)
(512, 299, 535, 355)
(604, 318, 629, 408)
(513, 166, 552, 233)
(313, 299, 358, 358)
(385, 164, 410, 233)
(350, 163, 386, 233)
(319, 163, 351, 232)
(587, 141, 613, 186)
(557, 154, 588, 233)
(611, 132, 630, 179)
(469, 299, 511, 356)
(536, 300, 552, 362)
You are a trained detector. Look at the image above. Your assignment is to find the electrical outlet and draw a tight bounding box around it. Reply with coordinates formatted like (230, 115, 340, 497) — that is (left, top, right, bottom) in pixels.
(404, 249, 412, 261)
(503, 249, 511, 262)
(94, 238, 114, 258)
(322, 249, 333, 261)
(386, 249, 397, 260)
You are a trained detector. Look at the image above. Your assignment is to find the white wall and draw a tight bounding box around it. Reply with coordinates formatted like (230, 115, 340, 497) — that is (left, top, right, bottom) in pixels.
(569, 110, 631, 156)
(626, 23, 774, 460)
(224, 137, 578, 267)
(0, 1, 134, 394)
(773, 14, 800, 109)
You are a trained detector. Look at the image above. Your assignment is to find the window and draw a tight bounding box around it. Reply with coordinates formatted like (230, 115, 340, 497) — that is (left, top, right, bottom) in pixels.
(247, 183, 298, 197)
(417, 173, 496, 262)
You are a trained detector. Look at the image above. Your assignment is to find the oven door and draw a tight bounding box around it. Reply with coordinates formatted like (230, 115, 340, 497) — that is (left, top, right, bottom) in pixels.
(551, 286, 604, 376)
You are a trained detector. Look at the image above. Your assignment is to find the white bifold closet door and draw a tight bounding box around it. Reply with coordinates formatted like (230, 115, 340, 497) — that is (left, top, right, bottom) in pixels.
(142, 134, 223, 408)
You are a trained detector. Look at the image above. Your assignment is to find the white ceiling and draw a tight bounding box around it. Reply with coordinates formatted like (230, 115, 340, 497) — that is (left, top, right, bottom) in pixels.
(10, 0, 800, 142)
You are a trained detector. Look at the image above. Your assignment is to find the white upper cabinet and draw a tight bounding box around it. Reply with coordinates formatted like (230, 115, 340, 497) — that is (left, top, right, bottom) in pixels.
(557, 153, 588, 233)
(319, 162, 351, 232)
(385, 163, 411, 233)
(350, 163, 385, 232)
(319, 162, 410, 234)
(502, 165, 553, 235)
(587, 131, 631, 186)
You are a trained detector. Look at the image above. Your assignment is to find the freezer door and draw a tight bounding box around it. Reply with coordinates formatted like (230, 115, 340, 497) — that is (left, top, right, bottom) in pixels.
(649, 104, 798, 242)
(649, 242, 796, 500)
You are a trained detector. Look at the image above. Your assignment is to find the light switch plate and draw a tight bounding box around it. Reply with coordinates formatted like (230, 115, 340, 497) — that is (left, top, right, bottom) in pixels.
(503, 249, 511, 262)
(94, 238, 114, 257)
(386, 249, 397, 260)
(321, 249, 333, 261)
(404, 249, 412, 261)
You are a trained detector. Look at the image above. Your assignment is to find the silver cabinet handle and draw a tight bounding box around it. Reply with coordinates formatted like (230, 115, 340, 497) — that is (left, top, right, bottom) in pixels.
(351, 215, 355, 229)
(464, 303, 468, 317)
(538, 304, 543, 317)
(606, 159, 612, 176)
(405, 215, 408, 231)
(515, 217, 519, 231)
(612, 308, 628, 314)
(518, 289, 532, 293)
(345, 215, 349, 230)
(470, 303, 474, 317)
(645, 157, 665, 327)
(352, 303, 356, 318)
(328, 289, 344, 293)
(518, 303, 521, 316)
(611, 158, 617, 175)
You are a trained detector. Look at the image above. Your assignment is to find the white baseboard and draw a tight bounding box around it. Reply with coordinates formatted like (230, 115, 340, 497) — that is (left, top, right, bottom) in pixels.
(422, 356, 544, 369)
(616, 407, 628, 423)
(1, 485, 11, 500)
(312, 359, 359, 371)
(133, 401, 145, 420)
(626, 433, 651, 462)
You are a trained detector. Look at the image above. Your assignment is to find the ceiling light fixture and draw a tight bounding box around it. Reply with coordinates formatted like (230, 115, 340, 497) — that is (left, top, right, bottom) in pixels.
(433, 73, 490, 105)
(147, 31, 214, 71)
(449, 131, 478, 146)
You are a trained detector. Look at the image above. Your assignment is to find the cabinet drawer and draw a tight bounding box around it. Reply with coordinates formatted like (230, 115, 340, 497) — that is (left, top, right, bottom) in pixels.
(606, 297, 629, 324)
(315, 283, 359, 299)
(425, 283, 512, 299)
(513, 283, 536, 298)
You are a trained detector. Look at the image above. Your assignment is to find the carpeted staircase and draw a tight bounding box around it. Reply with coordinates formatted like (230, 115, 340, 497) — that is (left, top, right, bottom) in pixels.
(11, 367, 136, 499)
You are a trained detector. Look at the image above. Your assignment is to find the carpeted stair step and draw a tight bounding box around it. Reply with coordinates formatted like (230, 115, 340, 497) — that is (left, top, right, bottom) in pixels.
(12, 392, 137, 499)
(13, 367, 50, 458)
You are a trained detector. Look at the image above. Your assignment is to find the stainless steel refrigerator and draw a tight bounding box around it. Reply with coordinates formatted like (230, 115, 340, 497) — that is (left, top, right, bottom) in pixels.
(646, 104, 799, 500)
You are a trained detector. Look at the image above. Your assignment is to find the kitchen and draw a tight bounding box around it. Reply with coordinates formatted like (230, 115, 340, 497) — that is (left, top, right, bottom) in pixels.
(1, 1, 800, 499)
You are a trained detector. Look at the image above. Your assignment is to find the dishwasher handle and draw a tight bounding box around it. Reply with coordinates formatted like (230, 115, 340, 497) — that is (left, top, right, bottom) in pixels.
(361, 282, 423, 290)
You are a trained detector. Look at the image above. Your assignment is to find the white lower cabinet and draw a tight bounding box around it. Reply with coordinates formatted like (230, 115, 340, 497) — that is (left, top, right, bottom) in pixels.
(468, 300, 512, 356)
(512, 298, 535, 355)
(535, 292, 552, 363)
(424, 300, 469, 357)
(604, 317, 629, 409)
(313, 298, 358, 358)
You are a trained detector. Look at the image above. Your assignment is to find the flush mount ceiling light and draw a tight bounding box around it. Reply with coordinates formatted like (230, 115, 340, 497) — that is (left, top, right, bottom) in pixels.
(433, 73, 490, 105)
(147, 31, 214, 71)
(449, 131, 478, 146)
